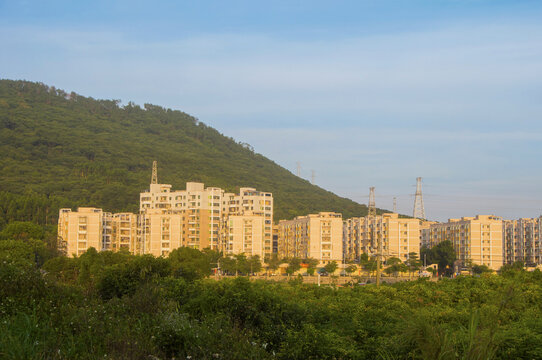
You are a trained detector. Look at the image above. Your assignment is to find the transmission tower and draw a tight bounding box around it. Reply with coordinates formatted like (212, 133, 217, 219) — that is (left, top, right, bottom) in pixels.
(296, 162, 301, 177)
(151, 161, 158, 184)
(368, 187, 376, 217)
(413, 177, 426, 219)
(393, 197, 397, 213)
(311, 170, 315, 184)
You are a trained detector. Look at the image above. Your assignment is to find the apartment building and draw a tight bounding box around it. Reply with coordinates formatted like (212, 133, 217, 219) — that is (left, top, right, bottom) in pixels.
(111, 213, 138, 253)
(503, 217, 542, 265)
(343, 213, 422, 262)
(140, 177, 273, 256)
(422, 215, 504, 270)
(58, 207, 110, 256)
(140, 182, 223, 250)
(278, 212, 343, 265)
(222, 212, 266, 258)
(139, 209, 183, 257)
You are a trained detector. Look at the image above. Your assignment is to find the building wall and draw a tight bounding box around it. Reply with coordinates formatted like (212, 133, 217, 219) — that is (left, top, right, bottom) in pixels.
(503, 217, 542, 265)
(343, 213, 421, 262)
(140, 209, 183, 257)
(278, 212, 343, 265)
(222, 213, 265, 258)
(111, 213, 138, 253)
(58, 207, 106, 257)
(424, 215, 504, 270)
(140, 181, 273, 256)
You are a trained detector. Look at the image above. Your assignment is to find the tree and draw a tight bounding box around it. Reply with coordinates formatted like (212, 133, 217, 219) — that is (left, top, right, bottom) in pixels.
(219, 256, 237, 275)
(472, 264, 492, 275)
(422, 241, 456, 277)
(286, 257, 301, 276)
(384, 257, 404, 278)
(0, 221, 45, 241)
(323, 261, 339, 275)
(434, 241, 456, 276)
(345, 264, 357, 276)
(168, 247, 214, 281)
(264, 253, 282, 275)
(234, 254, 250, 275)
(303, 258, 319, 276)
(406, 252, 422, 278)
(248, 255, 262, 275)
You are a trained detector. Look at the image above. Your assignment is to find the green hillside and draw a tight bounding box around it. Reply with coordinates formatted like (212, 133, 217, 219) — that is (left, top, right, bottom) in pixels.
(0, 79, 379, 227)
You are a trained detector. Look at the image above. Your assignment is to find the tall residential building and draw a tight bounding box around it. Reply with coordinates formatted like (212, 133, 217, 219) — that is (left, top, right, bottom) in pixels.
(422, 215, 504, 270)
(343, 213, 422, 262)
(139, 209, 184, 257)
(111, 213, 138, 253)
(140, 182, 223, 250)
(503, 217, 542, 265)
(58, 208, 110, 256)
(140, 177, 273, 255)
(222, 187, 274, 257)
(278, 212, 343, 265)
(222, 212, 266, 258)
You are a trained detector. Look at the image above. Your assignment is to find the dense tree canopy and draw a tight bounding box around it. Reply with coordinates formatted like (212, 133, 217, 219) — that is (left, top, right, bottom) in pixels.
(2, 234, 542, 359)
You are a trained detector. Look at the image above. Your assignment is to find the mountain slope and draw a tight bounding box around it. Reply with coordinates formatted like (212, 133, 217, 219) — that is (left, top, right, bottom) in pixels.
(0, 79, 379, 227)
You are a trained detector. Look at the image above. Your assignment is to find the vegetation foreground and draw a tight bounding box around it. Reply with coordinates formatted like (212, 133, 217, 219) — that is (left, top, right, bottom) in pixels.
(2, 236, 542, 359)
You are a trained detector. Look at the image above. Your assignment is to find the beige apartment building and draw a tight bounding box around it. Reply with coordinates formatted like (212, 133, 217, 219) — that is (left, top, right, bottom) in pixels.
(422, 215, 504, 270)
(278, 212, 343, 265)
(140, 182, 223, 250)
(503, 217, 542, 265)
(139, 209, 183, 257)
(58, 208, 109, 257)
(222, 212, 266, 258)
(222, 187, 273, 257)
(111, 213, 139, 253)
(140, 177, 273, 256)
(343, 213, 422, 263)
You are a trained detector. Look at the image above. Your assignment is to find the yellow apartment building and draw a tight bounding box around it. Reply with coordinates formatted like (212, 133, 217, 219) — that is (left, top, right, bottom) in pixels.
(140, 209, 183, 257)
(140, 175, 273, 255)
(111, 213, 138, 253)
(222, 212, 266, 258)
(343, 213, 422, 263)
(423, 215, 504, 270)
(278, 212, 343, 265)
(58, 207, 108, 257)
(140, 182, 223, 250)
(503, 217, 542, 265)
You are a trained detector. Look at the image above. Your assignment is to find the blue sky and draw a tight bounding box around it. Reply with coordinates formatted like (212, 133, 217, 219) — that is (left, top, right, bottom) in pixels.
(1, 0, 541, 221)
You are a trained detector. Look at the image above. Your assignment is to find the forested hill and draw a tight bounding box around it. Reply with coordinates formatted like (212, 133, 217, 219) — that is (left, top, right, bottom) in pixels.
(0, 79, 378, 227)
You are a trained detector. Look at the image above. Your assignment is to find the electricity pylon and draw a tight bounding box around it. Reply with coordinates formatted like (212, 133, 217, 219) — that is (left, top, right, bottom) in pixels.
(413, 177, 426, 219)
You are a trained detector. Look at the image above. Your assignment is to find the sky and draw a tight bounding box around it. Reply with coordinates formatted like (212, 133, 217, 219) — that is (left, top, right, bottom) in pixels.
(1, 0, 541, 221)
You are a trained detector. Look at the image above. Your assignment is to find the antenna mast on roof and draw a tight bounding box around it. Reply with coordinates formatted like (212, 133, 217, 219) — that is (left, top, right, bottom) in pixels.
(151, 161, 158, 184)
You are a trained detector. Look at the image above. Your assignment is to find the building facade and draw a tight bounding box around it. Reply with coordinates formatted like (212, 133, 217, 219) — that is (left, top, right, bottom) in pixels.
(503, 217, 542, 265)
(278, 212, 343, 265)
(343, 213, 422, 262)
(58, 208, 110, 257)
(422, 215, 504, 270)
